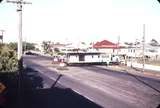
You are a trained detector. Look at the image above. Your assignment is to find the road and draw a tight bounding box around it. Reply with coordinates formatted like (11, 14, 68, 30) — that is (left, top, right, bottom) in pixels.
(23, 55, 160, 108)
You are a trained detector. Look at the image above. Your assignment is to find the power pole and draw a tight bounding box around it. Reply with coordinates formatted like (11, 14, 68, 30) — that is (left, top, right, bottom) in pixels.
(117, 35, 120, 55)
(0, 30, 5, 43)
(135, 39, 138, 63)
(7, 0, 31, 63)
(24, 37, 27, 52)
(142, 24, 145, 72)
(6, 0, 31, 108)
(131, 46, 133, 68)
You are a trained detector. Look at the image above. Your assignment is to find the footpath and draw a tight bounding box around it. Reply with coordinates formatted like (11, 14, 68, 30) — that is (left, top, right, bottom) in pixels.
(101, 63, 160, 80)
(127, 62, 160, 72)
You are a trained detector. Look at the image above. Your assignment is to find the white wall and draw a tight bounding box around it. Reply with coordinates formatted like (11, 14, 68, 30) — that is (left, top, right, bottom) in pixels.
(98, 48, 115, 54)
(68, 55, 79, 63)
(85, 55, 101, 63)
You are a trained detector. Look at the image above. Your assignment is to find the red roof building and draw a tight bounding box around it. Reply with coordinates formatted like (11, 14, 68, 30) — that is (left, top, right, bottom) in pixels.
(93, 40, 119, 49)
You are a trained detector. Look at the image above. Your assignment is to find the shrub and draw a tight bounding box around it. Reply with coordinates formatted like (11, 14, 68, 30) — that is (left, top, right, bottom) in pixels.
(0, 44, 18, 72)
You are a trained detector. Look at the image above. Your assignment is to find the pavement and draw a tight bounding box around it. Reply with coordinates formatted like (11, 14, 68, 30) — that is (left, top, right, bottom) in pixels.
(95, 65, 160, 80)
(23, 55, 160, 108)
(127, 62, 160, 72)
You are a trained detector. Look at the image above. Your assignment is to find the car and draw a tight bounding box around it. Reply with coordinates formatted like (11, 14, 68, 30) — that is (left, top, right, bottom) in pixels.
(25, 51, 38, 56)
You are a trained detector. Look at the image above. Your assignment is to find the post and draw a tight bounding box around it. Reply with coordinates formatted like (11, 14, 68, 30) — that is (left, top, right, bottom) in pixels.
(131, 47, 133, 68)
(7, 0, 31, 71)
(142, 24, 145, 72)
(135, 39, 138, 63)
(17, 1, 23, 71)
(117, 36, 120, 55)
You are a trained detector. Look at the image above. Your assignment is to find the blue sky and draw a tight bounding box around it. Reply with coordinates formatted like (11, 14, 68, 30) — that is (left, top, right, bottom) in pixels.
(0, 0, 160, 44)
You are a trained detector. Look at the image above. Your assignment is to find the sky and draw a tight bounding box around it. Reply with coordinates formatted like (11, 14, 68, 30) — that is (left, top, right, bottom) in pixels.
(0, 0, 160, 44)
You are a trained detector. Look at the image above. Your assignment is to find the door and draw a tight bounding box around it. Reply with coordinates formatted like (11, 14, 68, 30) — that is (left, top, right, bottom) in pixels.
(79, 54, 85, 61)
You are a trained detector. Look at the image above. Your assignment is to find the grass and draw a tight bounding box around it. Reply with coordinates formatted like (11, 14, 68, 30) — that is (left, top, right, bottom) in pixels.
(138, 60, 160, 66)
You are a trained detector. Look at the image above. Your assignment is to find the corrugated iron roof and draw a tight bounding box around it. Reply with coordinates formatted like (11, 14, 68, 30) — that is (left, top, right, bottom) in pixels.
(93, 40, 119, 48)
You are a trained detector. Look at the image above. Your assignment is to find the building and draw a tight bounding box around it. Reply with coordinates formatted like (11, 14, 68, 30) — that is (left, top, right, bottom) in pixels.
(93, 40, 121, 54)
(92, 39, 160, 60)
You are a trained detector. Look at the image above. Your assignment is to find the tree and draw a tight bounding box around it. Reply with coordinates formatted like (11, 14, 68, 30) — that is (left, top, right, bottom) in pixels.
(23, 42, 35, 51)
(8, 42, 17, 51)
(150, 39, 159, 46)
(124, 42, 133, 46)
(7, 42, 35, 52)
(42, 41, 52, 54)
(54, 48, 60, 53)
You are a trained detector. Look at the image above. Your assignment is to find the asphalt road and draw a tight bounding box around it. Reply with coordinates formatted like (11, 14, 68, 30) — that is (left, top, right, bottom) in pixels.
(23, 55, 160, 108)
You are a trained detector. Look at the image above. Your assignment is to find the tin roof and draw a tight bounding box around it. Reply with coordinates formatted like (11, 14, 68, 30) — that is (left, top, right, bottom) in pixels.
(93, 40, 119, 49)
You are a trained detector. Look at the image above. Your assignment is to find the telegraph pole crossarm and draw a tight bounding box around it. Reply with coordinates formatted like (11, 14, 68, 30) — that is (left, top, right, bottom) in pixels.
(7, 0, 32, 4)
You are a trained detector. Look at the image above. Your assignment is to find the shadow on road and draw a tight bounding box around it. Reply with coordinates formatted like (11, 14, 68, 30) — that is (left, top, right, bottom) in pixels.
(78, 65, 160, 108)
(80, 65, 160, 93)
(0, 67, 102, 108)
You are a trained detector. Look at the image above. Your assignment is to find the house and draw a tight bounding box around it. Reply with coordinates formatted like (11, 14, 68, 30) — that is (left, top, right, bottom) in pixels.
(50, 43, 66, 52)
(93, 40, 121, 54)
(118, 42, 160, 61)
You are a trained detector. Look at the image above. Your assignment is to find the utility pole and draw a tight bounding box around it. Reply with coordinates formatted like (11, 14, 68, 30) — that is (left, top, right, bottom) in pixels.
(24, 37, 27, 52)
(117, 36, 120, 55)
(7, 0, 31, 64)
(135, 39, 138, 63)
(142, 24, 145, 72)
(0, 30, 5, 43)
(131, 46, 133, 68)
(7, 0, 31, 108)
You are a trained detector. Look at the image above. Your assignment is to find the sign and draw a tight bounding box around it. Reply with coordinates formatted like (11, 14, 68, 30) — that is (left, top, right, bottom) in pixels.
(0, 83, 6, 94)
